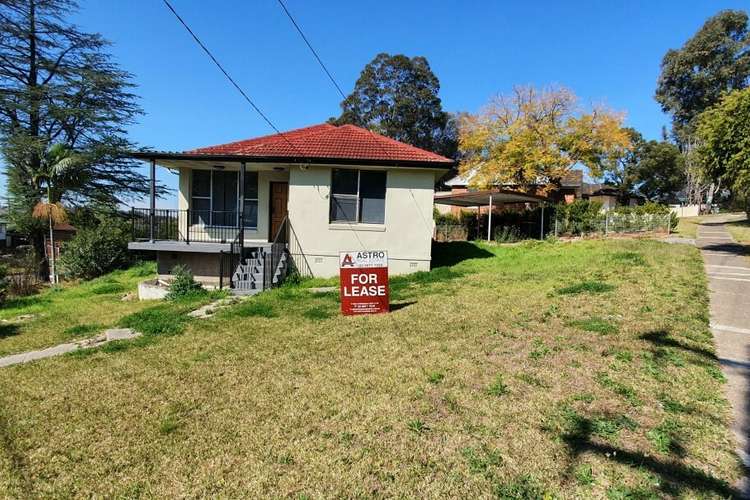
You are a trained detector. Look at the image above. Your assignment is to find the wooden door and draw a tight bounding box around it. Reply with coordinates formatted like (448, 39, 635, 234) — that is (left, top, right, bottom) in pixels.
(269, 182, 289, 241)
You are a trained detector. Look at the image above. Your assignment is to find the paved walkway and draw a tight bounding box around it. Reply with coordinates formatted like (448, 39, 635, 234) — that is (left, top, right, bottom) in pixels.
(0, 328, 140, 368)
(696, 216, 750, 494)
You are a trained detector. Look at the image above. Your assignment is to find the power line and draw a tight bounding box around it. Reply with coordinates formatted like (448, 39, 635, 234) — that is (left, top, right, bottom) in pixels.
(161, 0, 303, 155)
(275, 0, 347, 100)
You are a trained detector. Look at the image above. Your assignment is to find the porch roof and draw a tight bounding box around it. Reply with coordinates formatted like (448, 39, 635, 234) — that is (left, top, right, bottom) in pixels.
(132, 123, 455, 170)
(434, 189, 549, 207)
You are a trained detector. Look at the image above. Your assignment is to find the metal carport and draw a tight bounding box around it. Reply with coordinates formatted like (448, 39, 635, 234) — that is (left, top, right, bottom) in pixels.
(434, 189, 550, 241)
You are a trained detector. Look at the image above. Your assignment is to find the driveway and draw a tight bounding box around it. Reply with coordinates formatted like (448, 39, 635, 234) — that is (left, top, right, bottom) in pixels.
(697, 214, 750, 494)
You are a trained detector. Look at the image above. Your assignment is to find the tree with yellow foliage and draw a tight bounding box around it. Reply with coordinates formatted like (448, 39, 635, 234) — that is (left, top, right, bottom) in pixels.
(458, 86, 633, 193)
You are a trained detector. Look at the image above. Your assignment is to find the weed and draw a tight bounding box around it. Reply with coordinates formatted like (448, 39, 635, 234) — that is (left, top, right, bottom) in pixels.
(574, 463, 595, 486)
(647, 419, 685, 455)
(613, 251, 647, 266)
(462, 445, 502, 475)
(407, 419, 429, 434)
(303, 306, 332, 321)
(569, 317, 619, 335)
(596, 372, 641, 406)
(515, 373, 548, 388)
(63, 323, 102, 338)
(427, 372, 445, 384)
(119, 305, 189, 336)
(487, 375, 509, 396)
(557, 280, 615, 295)
(230, 301, 277, 318)
(494, 474, 545, 499)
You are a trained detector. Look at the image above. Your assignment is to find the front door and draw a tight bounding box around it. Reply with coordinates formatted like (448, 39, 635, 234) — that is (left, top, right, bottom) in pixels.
(269, 182, 289, 241)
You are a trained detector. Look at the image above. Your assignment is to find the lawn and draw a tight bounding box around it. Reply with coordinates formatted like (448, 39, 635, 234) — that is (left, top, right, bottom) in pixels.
(0, 240, 742, 497)
(0, 262, 161, 356)
(726, 217, 750, 246)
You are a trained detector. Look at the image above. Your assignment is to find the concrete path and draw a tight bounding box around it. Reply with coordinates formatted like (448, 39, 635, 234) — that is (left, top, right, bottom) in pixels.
(0, 328, 140, 368)
(696, 216, 750, 494)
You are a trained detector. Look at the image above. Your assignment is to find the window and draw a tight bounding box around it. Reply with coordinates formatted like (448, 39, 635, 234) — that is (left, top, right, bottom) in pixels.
(329, 169, 386, 224)
(190, 169, 258, 228)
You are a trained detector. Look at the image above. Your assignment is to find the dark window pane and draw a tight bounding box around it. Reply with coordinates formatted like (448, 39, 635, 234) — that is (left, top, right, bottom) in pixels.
(212, 171, 238, 225)
(192, 170, 211, 197)
(330, 195, 357, 223)
(243, 200, 258, 228)
(191, 198, 210, 224)
(359, 171, 386, 224)
(331, 169, 358, 195)
(243, 171, 258, 199)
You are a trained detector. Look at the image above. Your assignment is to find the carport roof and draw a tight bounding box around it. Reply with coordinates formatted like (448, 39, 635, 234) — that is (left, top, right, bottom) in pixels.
(434, 189, 548, 207)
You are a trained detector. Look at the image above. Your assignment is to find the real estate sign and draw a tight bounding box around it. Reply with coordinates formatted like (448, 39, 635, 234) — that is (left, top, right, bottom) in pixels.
(339, 251, 389, 315)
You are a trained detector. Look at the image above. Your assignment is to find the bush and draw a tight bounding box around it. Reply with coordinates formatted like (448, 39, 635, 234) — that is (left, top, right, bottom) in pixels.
(0, 263, 8, 303)
(58, 218, 131, 280)
(554, 200, 604, 234)
(4, 247, 40, 296)
(166, 265, 204, 300)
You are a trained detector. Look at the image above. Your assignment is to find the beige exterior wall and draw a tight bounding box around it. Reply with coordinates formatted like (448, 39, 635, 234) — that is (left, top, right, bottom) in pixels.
(173, 163, 442, 279)
(287, 165, 439, 277)
(177, 166, 289, 243)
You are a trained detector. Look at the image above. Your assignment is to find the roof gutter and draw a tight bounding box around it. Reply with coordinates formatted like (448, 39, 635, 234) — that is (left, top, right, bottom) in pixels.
(129, 151, 455, 170)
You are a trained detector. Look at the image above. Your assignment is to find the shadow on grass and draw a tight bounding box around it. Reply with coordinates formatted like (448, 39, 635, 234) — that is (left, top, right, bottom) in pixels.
(0, 323, 20, 339)
(390, 301, 416, 312)
(640, 330, 716, 361)
(430, 241, 494, 268)
(562, 414, 735, 497)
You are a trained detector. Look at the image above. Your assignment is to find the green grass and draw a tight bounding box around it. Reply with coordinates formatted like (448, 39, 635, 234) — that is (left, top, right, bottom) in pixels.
(0, 240, 741, 497)
(0, 262, 158, 356)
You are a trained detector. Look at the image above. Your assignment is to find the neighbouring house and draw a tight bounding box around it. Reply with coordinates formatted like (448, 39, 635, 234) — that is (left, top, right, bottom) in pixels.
(44, 222, 77, 262)
(438, 169, 584, 216)
(439, 169, 643, 214)
(128, 123, 454, 293)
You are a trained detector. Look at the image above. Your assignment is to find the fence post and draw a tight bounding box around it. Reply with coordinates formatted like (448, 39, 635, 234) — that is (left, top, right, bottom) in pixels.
(604, 211, 609, 235)
(554, 216, 558, 238)
(219, 251, 224, 290)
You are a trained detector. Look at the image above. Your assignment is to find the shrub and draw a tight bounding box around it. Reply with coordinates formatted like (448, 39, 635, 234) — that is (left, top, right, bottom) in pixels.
(166, 265, 205, 300)
(0, 263, 8, 304)
(554, 200, 604, 235)
(58, 218, 131, 280)
(5, 247, 41, 296)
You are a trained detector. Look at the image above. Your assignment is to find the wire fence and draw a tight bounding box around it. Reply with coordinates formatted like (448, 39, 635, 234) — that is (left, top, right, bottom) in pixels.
(435, 212, 673, 243)
(552, 212, 673, 237)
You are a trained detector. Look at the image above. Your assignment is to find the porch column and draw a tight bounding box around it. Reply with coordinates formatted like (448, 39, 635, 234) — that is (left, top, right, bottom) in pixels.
(487, 194, 493, 242)
(238, 161, 245, 246)
(149, 158, 156, 243)
(540, 203, 545, 240)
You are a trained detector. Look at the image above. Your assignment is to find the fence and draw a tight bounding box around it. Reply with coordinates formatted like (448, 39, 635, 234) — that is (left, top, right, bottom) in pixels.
(553, 212, 672, 237)
(434, 224, 469, 242)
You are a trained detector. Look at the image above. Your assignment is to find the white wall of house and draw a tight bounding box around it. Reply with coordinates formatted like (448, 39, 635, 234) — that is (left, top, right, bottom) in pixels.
(177, 166, 288, 243)
(287, 165, 440, 277)
(175, 163, 443, 278)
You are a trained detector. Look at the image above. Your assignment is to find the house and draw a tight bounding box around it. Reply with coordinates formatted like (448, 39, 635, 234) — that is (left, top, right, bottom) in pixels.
(44, 222, 77, 261)
(440, 169, 642, 213)
(439, 169, 584, 216)
(128, 123, 454, 293)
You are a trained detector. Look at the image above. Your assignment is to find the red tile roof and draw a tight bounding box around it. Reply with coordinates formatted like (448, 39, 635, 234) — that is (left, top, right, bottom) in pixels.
(184, 123, 453, 165)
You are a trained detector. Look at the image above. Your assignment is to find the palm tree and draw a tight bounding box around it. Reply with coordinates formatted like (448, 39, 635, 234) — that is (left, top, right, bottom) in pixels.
(30, 144, 81, 284)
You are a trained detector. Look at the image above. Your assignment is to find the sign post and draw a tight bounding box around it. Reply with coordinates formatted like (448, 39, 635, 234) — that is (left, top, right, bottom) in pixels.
(339, 251, 389, 315)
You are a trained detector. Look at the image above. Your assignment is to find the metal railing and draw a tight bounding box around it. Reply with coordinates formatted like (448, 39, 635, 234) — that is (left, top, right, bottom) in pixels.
(131, 208, 243, 244)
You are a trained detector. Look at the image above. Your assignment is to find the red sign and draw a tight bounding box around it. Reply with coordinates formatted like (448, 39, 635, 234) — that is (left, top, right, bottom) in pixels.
(339, 251, 389, 315)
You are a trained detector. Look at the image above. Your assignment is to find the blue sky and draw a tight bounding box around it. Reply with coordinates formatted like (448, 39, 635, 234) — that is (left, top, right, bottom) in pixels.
(37, 1, 750, 206)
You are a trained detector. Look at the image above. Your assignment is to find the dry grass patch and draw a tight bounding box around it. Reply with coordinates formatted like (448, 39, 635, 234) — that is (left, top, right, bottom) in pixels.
(0, 240, 741, 497)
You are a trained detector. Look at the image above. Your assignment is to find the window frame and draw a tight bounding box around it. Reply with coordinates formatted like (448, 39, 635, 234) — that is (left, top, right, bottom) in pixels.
(329, 168, 387, 225)
(190, 169, 259, 229)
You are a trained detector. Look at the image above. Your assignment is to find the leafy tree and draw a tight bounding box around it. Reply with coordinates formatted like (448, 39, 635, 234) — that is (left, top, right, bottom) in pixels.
(458, 85, 632, 193)
(332, 53, 457, 158)
(656, 10, 750, 137)
(696, 87, 750, 214)
(0, 0, 150, 268)
(632, 140, 685, 202)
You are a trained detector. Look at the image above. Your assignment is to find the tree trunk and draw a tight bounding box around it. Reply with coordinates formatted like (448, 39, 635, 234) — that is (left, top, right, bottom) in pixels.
(47, 209, 56, 284)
